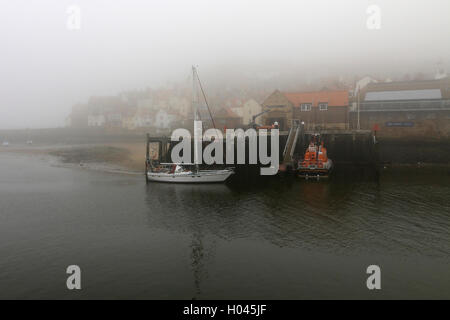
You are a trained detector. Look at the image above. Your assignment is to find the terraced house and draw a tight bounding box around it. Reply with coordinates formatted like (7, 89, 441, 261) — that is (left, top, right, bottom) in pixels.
(261, 90, 349, 131)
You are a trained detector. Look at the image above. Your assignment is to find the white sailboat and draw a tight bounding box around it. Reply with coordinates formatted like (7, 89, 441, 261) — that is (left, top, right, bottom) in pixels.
(146, 67, 234, 183)
(146, 164, 234, 183)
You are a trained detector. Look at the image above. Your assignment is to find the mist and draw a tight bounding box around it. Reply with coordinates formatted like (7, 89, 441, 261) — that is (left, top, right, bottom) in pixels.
(1, 0, 449, 129)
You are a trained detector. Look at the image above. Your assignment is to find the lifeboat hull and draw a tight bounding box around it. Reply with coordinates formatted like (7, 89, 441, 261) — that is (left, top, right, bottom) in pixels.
(298, 159, 333, 179)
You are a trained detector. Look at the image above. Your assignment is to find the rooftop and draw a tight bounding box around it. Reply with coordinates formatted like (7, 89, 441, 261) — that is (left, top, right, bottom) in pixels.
(365, 89, 442, 102)
(283, 90, 349, 107)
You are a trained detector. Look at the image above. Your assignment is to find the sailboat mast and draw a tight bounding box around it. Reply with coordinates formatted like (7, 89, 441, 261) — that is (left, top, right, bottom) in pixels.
(192, 66, 200, 173)
(192, 66, 199, 121)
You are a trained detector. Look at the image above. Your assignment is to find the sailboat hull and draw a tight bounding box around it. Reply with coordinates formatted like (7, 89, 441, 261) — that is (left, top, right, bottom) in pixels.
(147, 169, 234, 183)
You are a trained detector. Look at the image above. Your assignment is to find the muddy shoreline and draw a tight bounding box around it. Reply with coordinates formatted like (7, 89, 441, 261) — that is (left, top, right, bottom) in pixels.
(0, 142, 147, 174)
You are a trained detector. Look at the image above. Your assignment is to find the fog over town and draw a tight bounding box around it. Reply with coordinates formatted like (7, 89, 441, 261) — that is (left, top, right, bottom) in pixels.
(1, 0, 450, 129)
(2, 1, 450, 303)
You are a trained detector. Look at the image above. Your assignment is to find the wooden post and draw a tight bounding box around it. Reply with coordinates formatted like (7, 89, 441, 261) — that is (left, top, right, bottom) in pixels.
(357, 85, 361, 130)
(145, 133, 150, 183)
(162, 137, 169, 163)
(146, 133, 150, 162)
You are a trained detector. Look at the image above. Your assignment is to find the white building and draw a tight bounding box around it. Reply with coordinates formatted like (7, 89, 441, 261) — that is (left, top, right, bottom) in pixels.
(231, 106, 243, 118)
(434, 60, 447, 80)
(351, 76, 378, 111)
(241, 99, 262, 125)
(137, 114, 153, 128)
(106, 113, 122, 127)
(154, 110, 176, 129)
(88, 114, 106, 127)
(355, 76, 378, 96)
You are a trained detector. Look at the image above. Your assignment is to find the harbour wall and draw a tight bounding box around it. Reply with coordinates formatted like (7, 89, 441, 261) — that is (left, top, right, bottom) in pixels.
(377, 138, 450, 164)
(2, 127, 450, 165)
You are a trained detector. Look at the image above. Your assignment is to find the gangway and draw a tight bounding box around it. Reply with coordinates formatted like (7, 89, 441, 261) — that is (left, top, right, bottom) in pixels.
(282, 120, 302, 165)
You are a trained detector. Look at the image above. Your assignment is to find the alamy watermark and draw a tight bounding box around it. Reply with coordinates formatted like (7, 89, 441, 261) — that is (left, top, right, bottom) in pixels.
(65, 264, 381, 291)
(366, 5, 381, 30)
(366, 265, 381, 290)
(170, 121, 279, 175)
(66, 265, 81, 290)
(66, 5, 81, 31)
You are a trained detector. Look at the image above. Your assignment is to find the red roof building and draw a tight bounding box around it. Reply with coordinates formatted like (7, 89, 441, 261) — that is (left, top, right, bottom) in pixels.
(261, 89, 350, 130)
(284, 91, 349, 108)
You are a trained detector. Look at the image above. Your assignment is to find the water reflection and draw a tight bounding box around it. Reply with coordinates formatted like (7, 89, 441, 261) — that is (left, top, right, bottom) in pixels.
(1, 154, 449, 299)
(143, 166, 450, 295)
(145, 183, 233, 298)
(190, 231, 204, 297)
(144, 165, 450, 257)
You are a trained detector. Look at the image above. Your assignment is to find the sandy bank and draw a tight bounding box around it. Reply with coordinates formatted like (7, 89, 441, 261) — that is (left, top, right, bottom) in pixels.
(0, 141, 148, 173)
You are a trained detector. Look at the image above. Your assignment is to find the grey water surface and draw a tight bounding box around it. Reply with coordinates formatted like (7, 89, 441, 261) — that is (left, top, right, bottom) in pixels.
(0, 153, 449, 299)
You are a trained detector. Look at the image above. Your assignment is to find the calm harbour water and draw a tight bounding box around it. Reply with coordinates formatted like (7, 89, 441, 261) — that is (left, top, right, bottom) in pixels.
(0, 153, 449, 299)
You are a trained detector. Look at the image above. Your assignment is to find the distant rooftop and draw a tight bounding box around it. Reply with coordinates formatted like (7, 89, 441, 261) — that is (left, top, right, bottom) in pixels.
(365, 77, 449, 91)
(369, 78, 447, 86)
(363, 77, 450, 100)
(365, 89, 442, 102)
(283, 90, 349, 107)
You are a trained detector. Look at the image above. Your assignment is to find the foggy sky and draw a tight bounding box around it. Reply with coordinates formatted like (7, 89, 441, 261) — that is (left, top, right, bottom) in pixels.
(1, 0, 450, 129)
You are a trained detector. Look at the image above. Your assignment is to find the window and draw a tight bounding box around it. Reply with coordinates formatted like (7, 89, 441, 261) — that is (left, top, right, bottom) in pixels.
(406, 113, 416, 120)
(319, 103, 328, 111)
(301, 103, 312, 111)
